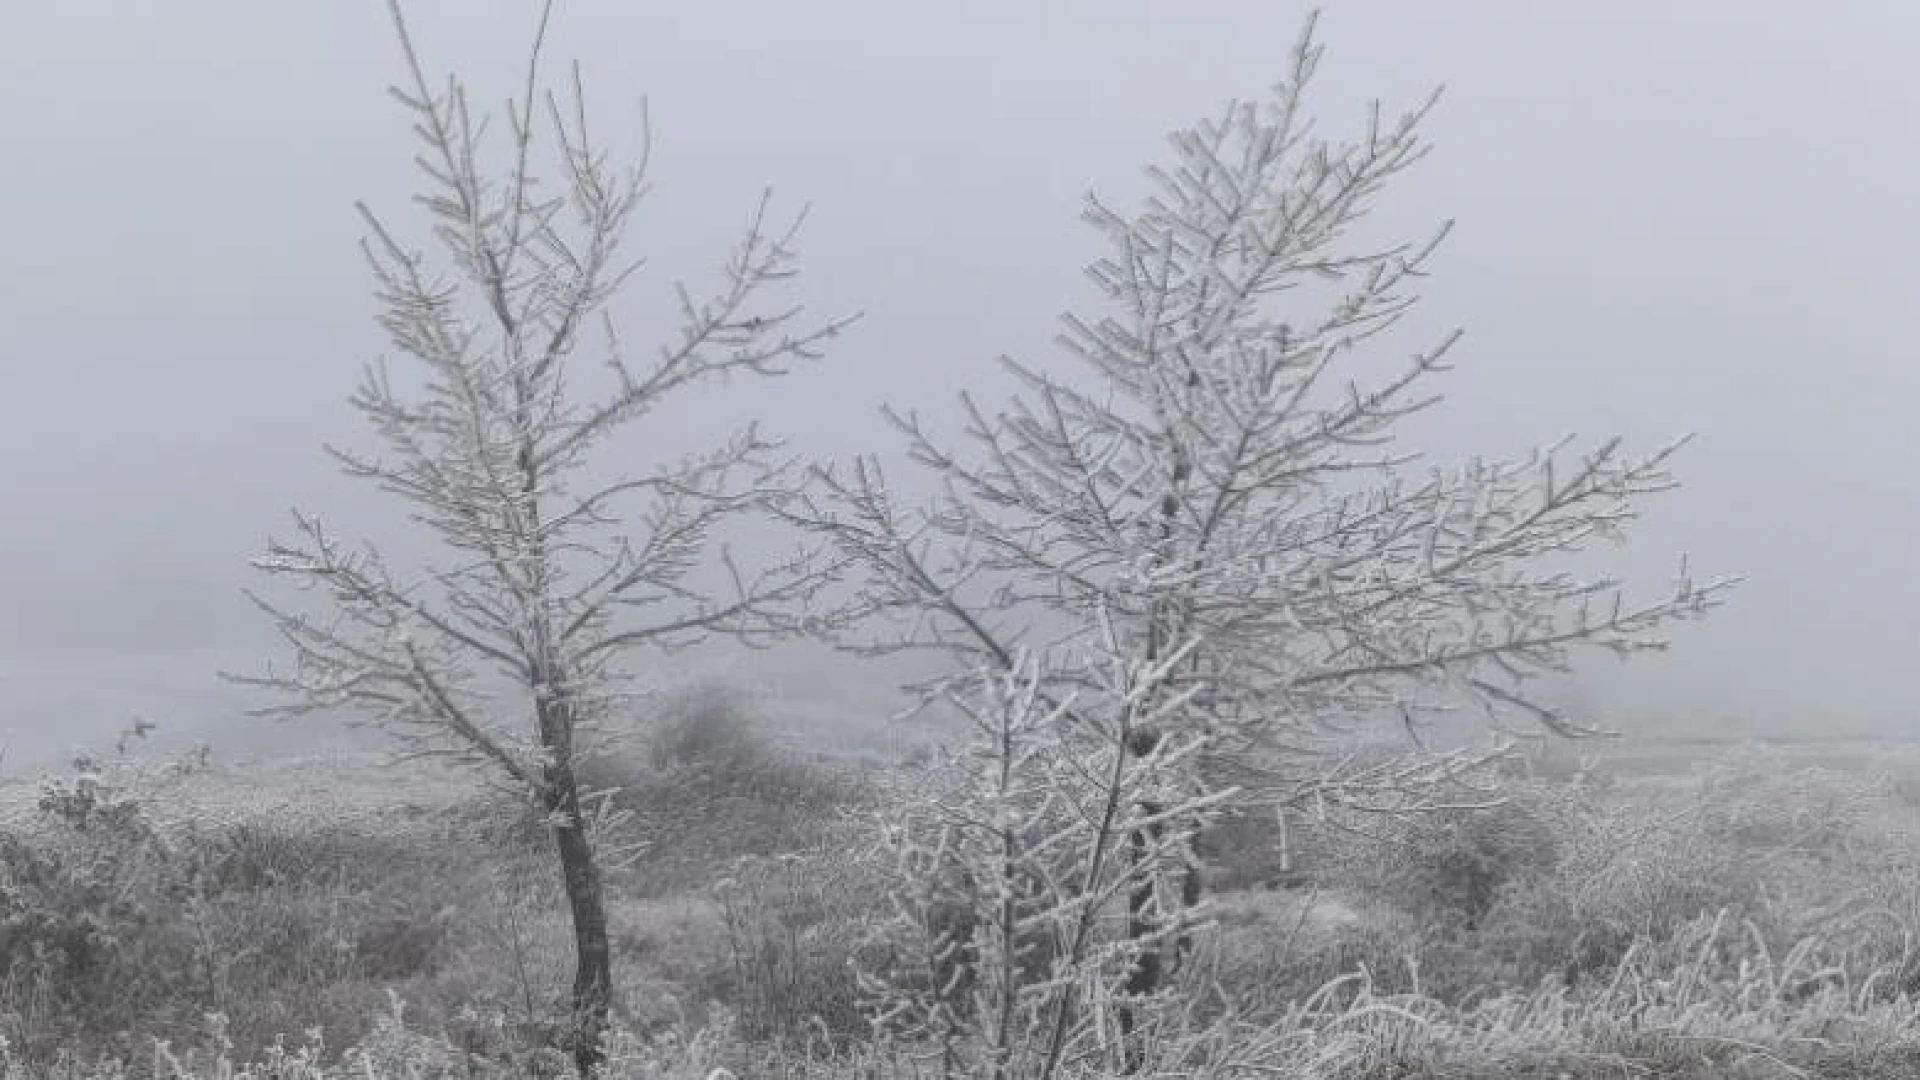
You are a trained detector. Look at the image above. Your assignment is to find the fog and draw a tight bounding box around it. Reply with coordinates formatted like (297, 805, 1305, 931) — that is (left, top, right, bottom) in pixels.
(3, 1, 1916, 768)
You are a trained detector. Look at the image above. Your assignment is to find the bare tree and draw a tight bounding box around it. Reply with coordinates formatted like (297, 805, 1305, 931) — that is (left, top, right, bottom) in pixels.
(230, 2, 851, 1070)
(795, 12, 1733, 1067)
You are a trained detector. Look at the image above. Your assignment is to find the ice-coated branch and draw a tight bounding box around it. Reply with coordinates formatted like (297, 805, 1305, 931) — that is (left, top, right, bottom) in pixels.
(855, 631, 1232, 1078)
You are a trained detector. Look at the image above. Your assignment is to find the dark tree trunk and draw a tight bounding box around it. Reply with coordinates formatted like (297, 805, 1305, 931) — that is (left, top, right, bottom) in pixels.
(1173, 821, 1205, 970)
(1115, 724, 1209, 1074)
(538, 695, 613, 1076)
(551, 806, 612, 1075)
(1117, 799, 1164, 1075)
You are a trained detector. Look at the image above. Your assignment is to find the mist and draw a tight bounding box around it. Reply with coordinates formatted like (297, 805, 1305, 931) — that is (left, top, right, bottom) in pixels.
(3, 0, 1916, 769)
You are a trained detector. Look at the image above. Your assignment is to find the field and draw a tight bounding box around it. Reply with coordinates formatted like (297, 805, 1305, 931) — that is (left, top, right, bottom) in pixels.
(7, 687, 1920, 1078)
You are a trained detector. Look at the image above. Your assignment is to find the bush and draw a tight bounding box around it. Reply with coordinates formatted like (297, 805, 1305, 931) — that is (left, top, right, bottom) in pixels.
(569, 683, 878, 898)
(1, 754, 207, 1055)
(1281, 748, 1920, 1007)
(1410, 799, 1562, 928)
(1198, 806, 1309, 893)
(705, 846, 894, 1049)
(641, 682, 769, 778)
(1329, 784, 1570, 931)
(0, 750, 492, 1070)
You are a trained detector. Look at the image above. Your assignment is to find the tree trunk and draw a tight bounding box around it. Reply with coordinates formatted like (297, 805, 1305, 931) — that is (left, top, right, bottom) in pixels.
(537, 691, 613, 1076)
(553, 820, 612, 1071)
(1117, 800, 1164, 1076)
(546, 767, 612, 1075)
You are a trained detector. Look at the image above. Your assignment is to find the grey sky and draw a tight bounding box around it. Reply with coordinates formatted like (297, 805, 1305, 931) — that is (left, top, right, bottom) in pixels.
(3, 1, 1916, 751)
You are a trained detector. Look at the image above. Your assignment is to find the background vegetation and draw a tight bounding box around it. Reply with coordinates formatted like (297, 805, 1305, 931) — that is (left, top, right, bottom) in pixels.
(7, 703, 1920, 1078)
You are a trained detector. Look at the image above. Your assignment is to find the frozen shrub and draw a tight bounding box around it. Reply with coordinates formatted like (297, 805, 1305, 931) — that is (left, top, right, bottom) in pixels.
(706, 847, 894, 1048)
(642, 683, 769, 779)
(1334, 786, 1567, 930)
(566, 686, 879, 899)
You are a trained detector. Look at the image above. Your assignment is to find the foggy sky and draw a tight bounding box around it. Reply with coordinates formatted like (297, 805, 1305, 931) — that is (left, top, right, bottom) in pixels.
(4, 1, 1918, 753)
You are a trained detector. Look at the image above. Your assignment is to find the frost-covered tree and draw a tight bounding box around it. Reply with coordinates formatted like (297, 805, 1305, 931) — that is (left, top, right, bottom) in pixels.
(858, 619, 1235, 1079)
(796, 12, 1732, 1060)
(231, 2, 849, 1069)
